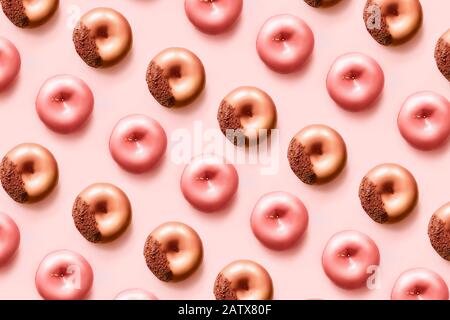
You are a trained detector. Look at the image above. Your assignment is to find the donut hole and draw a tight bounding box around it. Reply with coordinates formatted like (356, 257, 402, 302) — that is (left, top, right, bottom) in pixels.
(127, 131, 146, 143)
(240, 104, 253, 118)
(408, 285, 426, 296)
(167, 240, 180, 253)
(385, 3, 399, 17)
(94, 201, 108, 214)
(51, 266, 70, 279)
(52, 91, 72, 103)
(236, 278, 250, 291)
(338, 247, 358, 258)
(415, 108, 434, 119)
(273, 31, 292, 42)
(267, 209, 285, 220)
(198, 170, 217, 182)
(95, 25, 109, 39)
(21, 161, 35, 175)
(381, 181, 395, 195)
(310, 142, 323, 156)
(343, 70, 361, 81)
(168, 65, 182, 79)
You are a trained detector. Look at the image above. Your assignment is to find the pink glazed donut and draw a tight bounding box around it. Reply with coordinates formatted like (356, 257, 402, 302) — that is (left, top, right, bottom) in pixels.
(115, 289, 158, 300)
(391, 268, 449, 300)
(35, 250, 93, 300)
(322, 230, 380, 289)
(256, 14, 314, 73)
(326, 52, 384, 111)
(184, 0, 243, 34)
(109, 115, 167, 173)
(36, 75, 94, 134)
(0, 212, 20, 265)
(181, 154, 238, 212)
(250, 191, 308, 250)
(397, 91, 450, 150)
(0, 37, 20, 91)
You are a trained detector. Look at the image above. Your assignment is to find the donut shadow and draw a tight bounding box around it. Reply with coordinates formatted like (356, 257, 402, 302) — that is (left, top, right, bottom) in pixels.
(331, 89, 385, 119)
(187, 190, 240, 219)
(190, 10, 243, 42)
(258, 228, 310, 258)
(405, 137, 450, 157)
(0, 246, 20, 273)
(21, 8, 62, 37)
(165, 83, 208, 116)
(0, 73, 21, 99)
(113, 152, 168, 182)
(38, 111, 95, 141)
(383, 21, 425, 54)
(165, 260, 206, 293)
(261, 50, 315, 81)
(90, 221, 135, 251)
(25, 183, 61, 212)
(309, 162, 350, 193)
(93, 48, 135, 76)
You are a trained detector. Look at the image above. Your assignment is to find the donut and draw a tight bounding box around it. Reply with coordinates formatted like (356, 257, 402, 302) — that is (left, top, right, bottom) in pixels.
(0, 0, 58, 28)
(115, 289, 158, 300)
(73, 7, 132, 68)
(435, 29, 450, 82)
(0, 212, 20, 265)
(143, 222, 203, 282)
(322, 230, 380, 289)
(0, 37, 20, 91)
(217, 86, 277, 145)
(287, 124, 347, 185)
(391, 268, 449, 300)
(397, 91, 450, 150)
(326, 53, 384, 111)
(256, 14, 314, 73)
(35, 250, 93, 300)
(214, 260, 273, 300)
(109, 115, 167, 173)
(180, 154, 238, 212)
(250, 191, 308, 250)
(428, 202, 450, 261)
(184, 0, 243, 34)
(146, 47, 205, 108)
(304, 0, 341, 8)
(36, 75, 94, 134)
(359, 163, 418, 224)
(72, 183, 131, 243)
(363, 0, 422, 46)
(0, 143, 58, 204)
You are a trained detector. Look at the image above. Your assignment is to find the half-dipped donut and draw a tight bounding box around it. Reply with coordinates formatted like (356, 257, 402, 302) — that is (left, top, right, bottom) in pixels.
(218, 86, 277, 145)
(250, 191, 308, 250)
(0, 212, 20, 265)
(397, 91, 450, 150)
(180, 154, 238, 212)
(359, 163, 418, 223)
(0, 37, 20, 91)
(143, 222, 203, 282)
(35, 249, 93, 300)
(109, 115, 167, 173)
(0, 0, 58, 28)
(146, 47, 205, 108)
(214, 260, 273, 300)
(256, 14, 314, 73)
(72, 183, 131, 243)
(36, 75, 94, 134)
(304, 0, 341, 7)
(326, 52, 384, 111)
(322, 230, 380, 289)
(363, 0, 422, 46)
(391, 268, 449, 300)
(0, 143, 58, 203)
(73, 7, 132, 68)
(184, 0, 243, 34)
(288, 124, 347, 185)
(428, 202, 450, 261)
(435, 29, 450, 82)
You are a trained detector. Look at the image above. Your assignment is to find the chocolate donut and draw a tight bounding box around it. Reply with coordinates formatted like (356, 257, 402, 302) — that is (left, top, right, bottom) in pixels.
(73, 7, 132, 68)
(363, 0, 422, 46)
(428, 202, 450, 261)
(214, 260, 273, 300)
(288, 125, 347, 185)
(72, 183, 132, 243)
(0, 0, 58, 28)
(359, 163, 418, 223)
(146, 47, 205, 108)
(144, 222, 203, 282)
(0, 143, 58, 203)
(218, 86, 277, 146)
(435, 29, 450, 82)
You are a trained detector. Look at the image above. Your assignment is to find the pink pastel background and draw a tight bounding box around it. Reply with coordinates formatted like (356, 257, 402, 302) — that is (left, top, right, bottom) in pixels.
(0, 0, 449, 300)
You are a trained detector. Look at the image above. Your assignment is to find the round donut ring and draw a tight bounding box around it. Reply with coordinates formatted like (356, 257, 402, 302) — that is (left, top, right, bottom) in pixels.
(143, 222, 203, 282)
(0, 0, 59, 28)
(391, 268, 449, 300)
(0, 143, 58, 204)
(214, 260, 273, 300)
(359, 163, 418, 224)
(72, 183, 132, 243)
(363, 0, 422, 46)
(217, 86, 277, 145)
(73, 7, 132, 68)
(146, 47, 205, 108)
(288, 124, 347, 185)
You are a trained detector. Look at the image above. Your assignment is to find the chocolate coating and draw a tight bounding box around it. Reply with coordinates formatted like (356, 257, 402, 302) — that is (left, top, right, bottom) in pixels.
(428, 203, 450, 260)
(435, 29, 450, 82)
